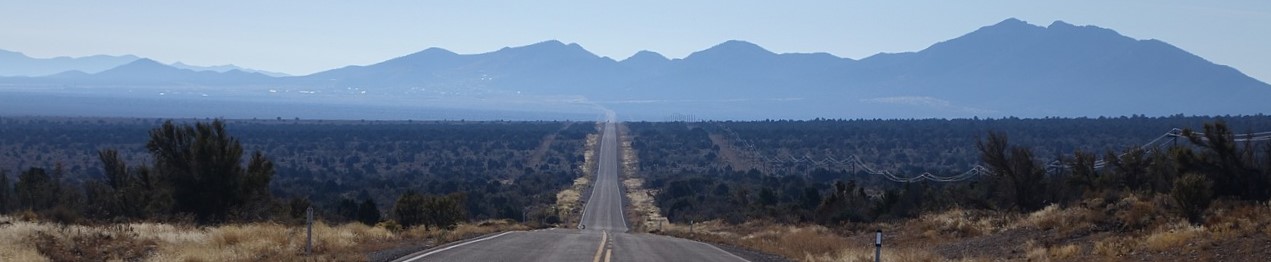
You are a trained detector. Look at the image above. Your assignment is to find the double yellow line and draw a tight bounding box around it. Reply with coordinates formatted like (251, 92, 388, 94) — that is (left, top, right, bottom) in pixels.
(592, 231, 612, 262)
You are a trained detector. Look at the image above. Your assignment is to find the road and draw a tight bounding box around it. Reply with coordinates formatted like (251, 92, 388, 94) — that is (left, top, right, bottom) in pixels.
(395, 120, 750, 262)
(579, 121, 628, 232)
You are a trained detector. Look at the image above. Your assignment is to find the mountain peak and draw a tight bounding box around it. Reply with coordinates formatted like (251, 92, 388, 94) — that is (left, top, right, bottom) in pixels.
(685, 40, 775, 61)
(495, 40, 599, 59)
(980, 18, 1044, 33)
(502, 40, 566, 51)
(620, 50, 671, 69)
(398, 47, 458, 60)
(714, 40, 768, 52)
(535, 40, 566, 46)
(996, 18, 1029, 26)
(420, 47, 456, 55)
(124, 58, 167, 68)
(1047, 20, 1075, 28)
(625, 50, 668, 62)
(96, 58, 182, 75)
(518, 40, 586, 51)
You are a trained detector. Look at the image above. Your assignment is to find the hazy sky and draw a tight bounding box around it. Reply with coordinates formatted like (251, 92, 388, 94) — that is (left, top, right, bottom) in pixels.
(2, 1, 1269, 82)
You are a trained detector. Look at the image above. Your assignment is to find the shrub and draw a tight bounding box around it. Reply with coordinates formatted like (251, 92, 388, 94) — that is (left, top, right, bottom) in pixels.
(1171, 173, 1213, 224)
(376, 220, 402, 232)
(1109, 194, 1168, 231)
(31, 227, 154, 261)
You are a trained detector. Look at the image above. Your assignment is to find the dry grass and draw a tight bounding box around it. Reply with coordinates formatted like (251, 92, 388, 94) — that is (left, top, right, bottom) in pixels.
(651, 196, 1271, 261)
(916, 207, 1015, 238)
(1142, 221, 1205, 252)
(1025, 241, 1080, 262)
(616, 123, 667, 233)
(661, 220, 942, 261)
(1014, 204, 1099, 235)
(1092, 235, 1134, 258)
(400, 219, 527, 243)
(624, 178, 667, 232)
(0, 215, 523, 261)
(0, 216, 52, 262)
(804, 246, 943, 262)
(555, 176, 587, 220)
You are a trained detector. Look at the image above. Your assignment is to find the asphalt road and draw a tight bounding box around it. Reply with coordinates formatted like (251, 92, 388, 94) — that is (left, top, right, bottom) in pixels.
(395, 121, 750, 262)
(579, 121, 629, 232)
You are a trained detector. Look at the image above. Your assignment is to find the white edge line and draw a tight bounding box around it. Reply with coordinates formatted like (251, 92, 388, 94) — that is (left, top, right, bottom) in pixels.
(400, 231, 517, 262)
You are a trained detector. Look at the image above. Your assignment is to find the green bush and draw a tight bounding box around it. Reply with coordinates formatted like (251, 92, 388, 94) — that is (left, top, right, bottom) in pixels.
(1171, 173, 1213, 224)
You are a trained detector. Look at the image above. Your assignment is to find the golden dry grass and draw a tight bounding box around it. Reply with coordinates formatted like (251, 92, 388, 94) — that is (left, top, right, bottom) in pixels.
(0, 215, 523, 261)
(0, 216, 51, 262)
(804, 246, 944, 262)
(1142, 221, 1205, 252)
(916, 207, 1015, 239)
(1014, 204, 1099, 235)
(555, 176, 587, 220)
(400, 219, 527, 243)
(616, 123, 667, 232)
(623, 178, 667, 232)
(652, 197, 1271, 261)
(1025, 242, 1080, 262)
(659, 220, 944, 261)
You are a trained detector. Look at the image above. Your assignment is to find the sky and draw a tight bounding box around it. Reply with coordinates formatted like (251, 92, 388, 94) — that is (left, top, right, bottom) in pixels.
(2, 1, 1269, 82)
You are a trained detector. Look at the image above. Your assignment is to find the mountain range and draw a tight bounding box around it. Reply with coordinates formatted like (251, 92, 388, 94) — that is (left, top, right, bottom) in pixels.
(0, 51, 288, 77)
(1, 18, 1267, 120)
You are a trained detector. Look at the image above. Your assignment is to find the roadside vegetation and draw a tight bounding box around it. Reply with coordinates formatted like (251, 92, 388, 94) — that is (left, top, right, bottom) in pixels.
(0, 214, 526, 261)
(555, 122, 602, 228)
(0, 117, 589, 260)
(3, 115, 1269, 261)
(627, 116, 1271, 260)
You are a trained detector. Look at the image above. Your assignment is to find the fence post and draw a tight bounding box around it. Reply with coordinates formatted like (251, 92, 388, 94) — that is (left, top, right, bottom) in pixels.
(874, 230, 882, 262)
(306, 207, 314, 256)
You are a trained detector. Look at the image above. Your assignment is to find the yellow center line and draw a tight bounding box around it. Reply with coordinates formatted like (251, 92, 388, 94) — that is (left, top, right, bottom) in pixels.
(592, 231, 608, 262)
(604, 248, 612, 262)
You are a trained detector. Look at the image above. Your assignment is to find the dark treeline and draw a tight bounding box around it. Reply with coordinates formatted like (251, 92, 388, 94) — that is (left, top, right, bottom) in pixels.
(628, 115, 1271, 227)
(0, 120, 275, 224)
(0, 118, 591, 228)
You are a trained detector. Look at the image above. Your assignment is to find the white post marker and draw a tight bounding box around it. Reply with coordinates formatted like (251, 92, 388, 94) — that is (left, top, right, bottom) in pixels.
(874, 230, 882, 262)
(306, 207, 314, 255)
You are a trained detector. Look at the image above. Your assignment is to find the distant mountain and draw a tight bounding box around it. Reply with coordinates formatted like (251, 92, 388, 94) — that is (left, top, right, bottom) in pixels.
(303, 40, 628, 95)
(847, 18, 1270, 116)
(46, 58, 277, 86)
(170, 62, 290, 77)
(0, 49, 139, 76)
(1, 18, 1268, 119)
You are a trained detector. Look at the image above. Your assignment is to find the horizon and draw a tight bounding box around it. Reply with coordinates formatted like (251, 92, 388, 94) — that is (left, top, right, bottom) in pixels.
(1, 1, 1268, 82)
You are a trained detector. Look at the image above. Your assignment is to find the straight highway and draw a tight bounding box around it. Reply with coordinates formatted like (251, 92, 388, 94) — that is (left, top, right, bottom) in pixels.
(395, 120, 750, 262)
